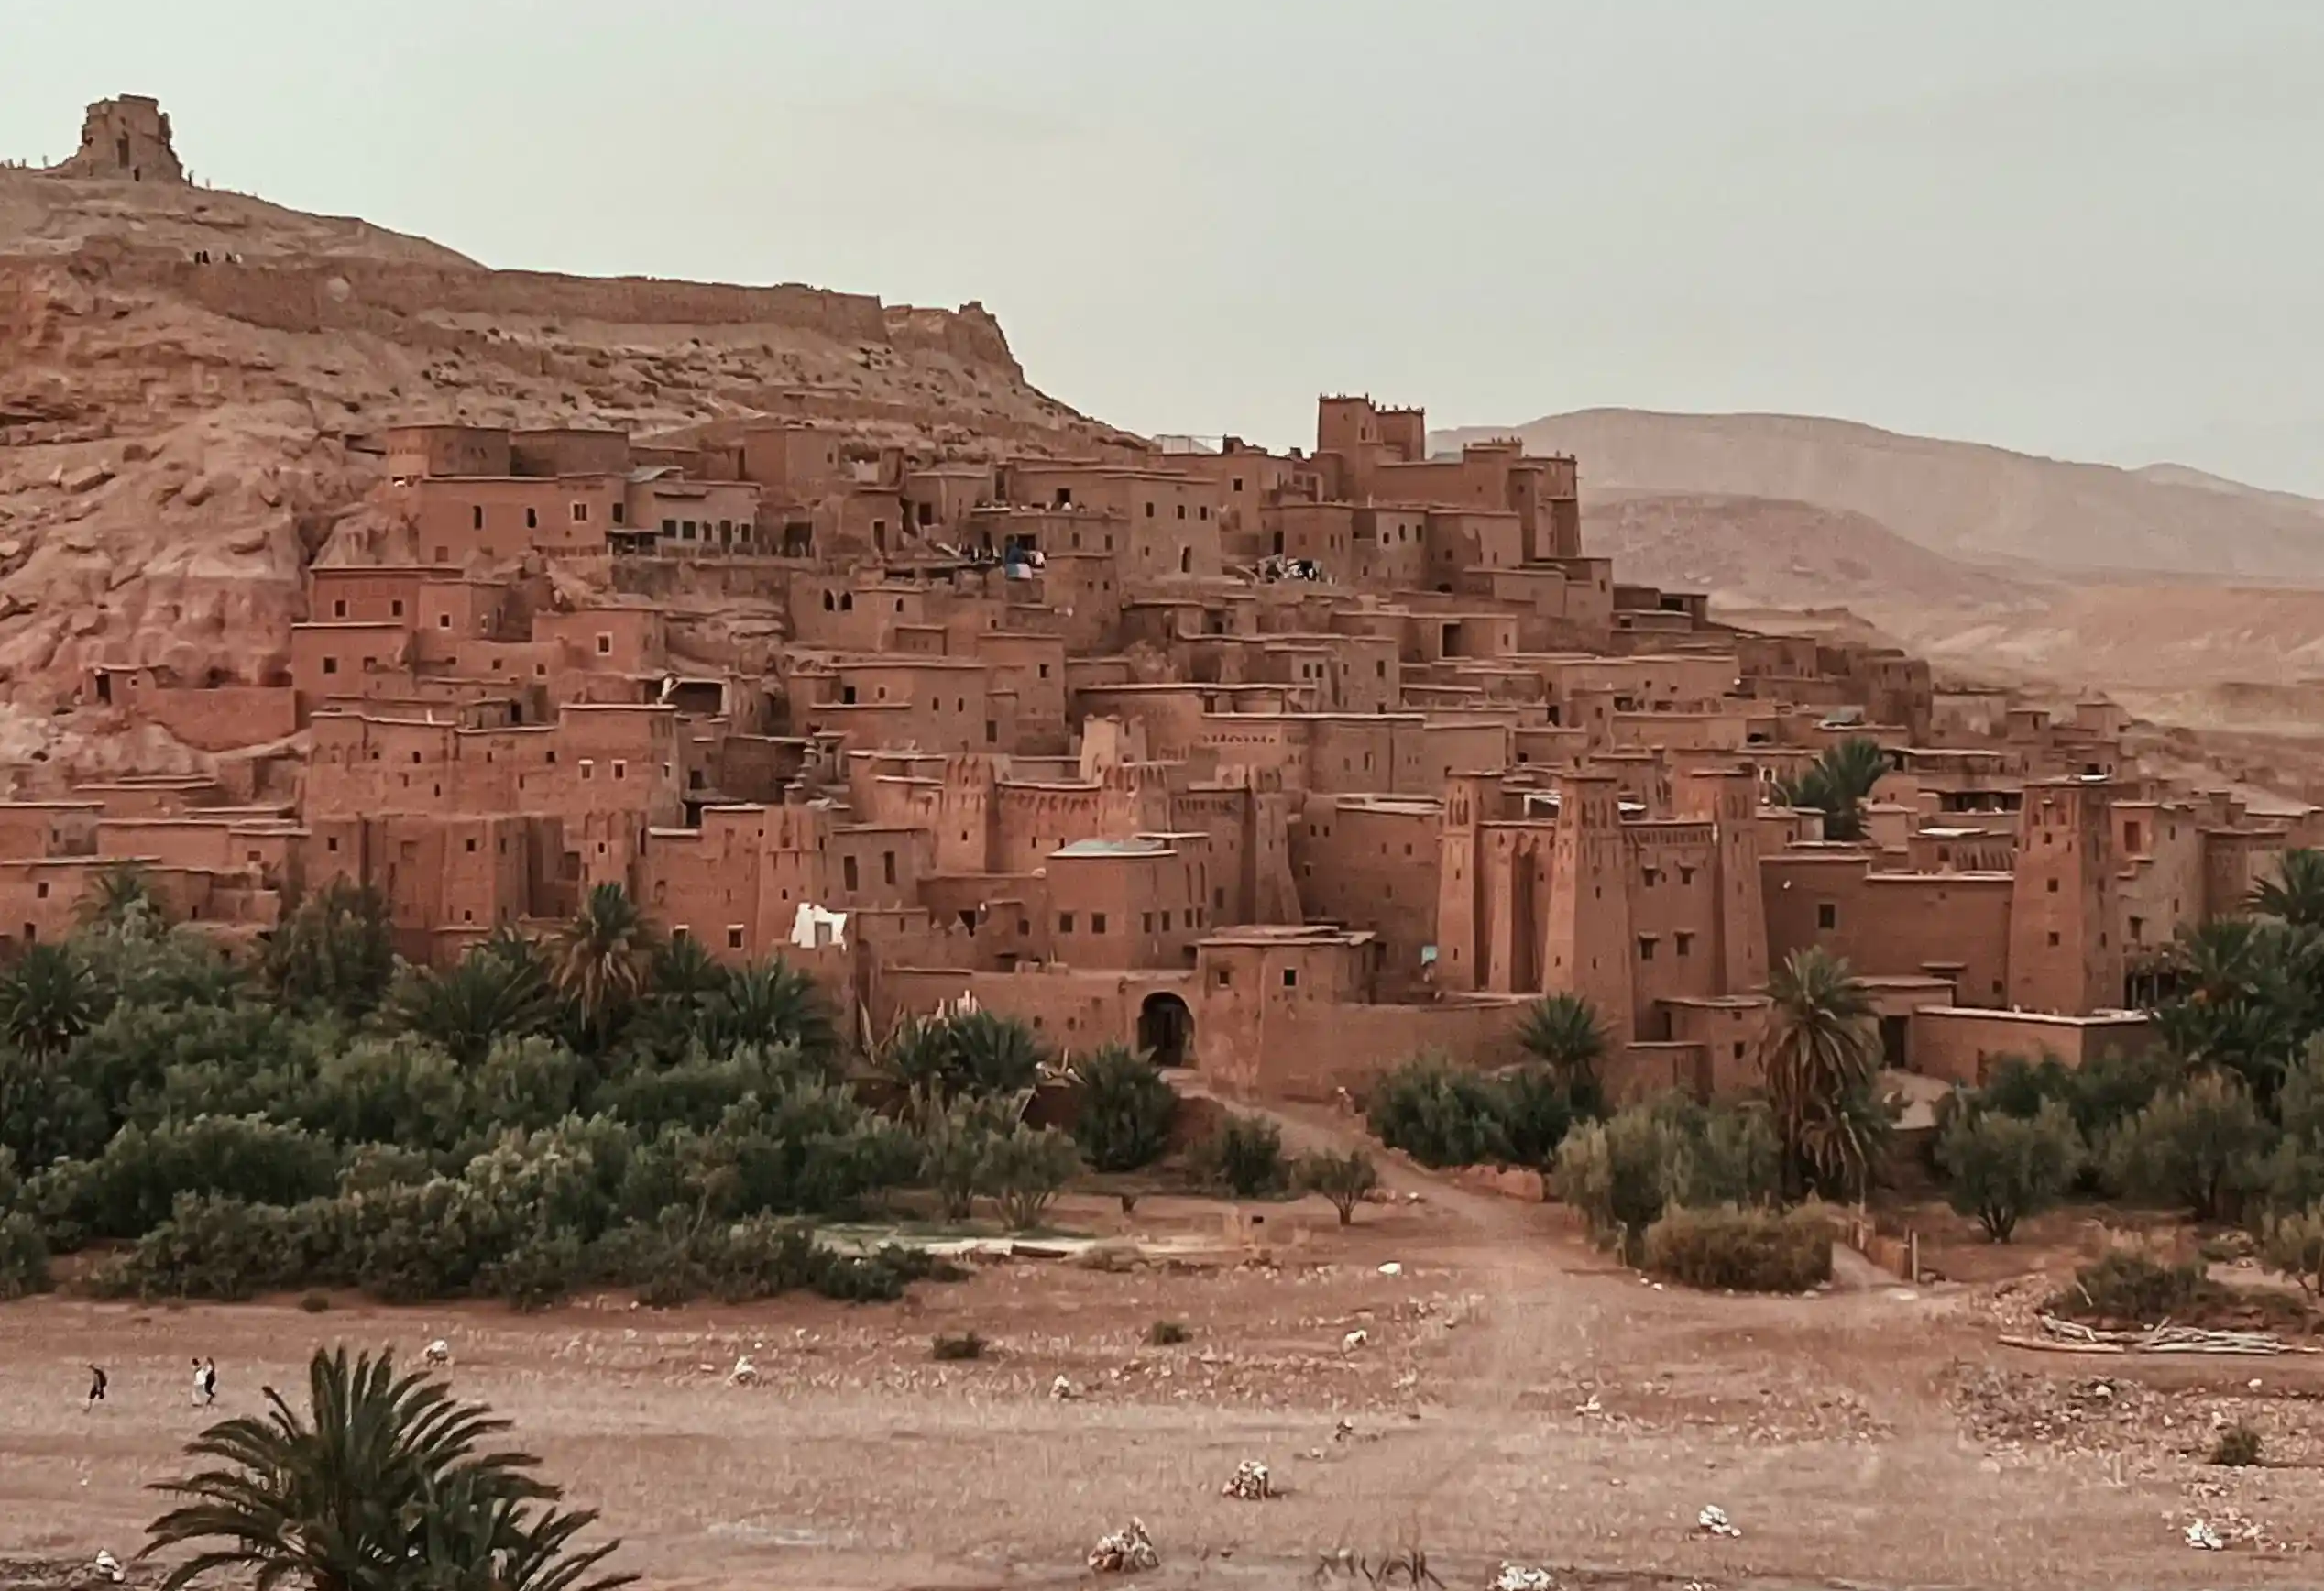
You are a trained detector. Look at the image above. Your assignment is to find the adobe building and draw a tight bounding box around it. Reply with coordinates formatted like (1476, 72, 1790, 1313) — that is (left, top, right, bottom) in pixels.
(11, 391, 2299, 1106)
(50, 96, 184, 183)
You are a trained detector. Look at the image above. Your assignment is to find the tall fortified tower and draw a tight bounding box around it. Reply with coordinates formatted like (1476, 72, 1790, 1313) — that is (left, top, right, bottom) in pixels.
(51, 96, 185, 183)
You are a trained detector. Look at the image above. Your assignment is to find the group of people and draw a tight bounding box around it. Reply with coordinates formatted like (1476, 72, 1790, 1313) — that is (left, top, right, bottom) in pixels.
(84, 1357, 217, 1410)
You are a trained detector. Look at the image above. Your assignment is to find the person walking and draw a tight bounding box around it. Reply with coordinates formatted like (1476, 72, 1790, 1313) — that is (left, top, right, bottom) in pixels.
(85, 1366, 106, 1409)
(197, 1357, 217, 1406)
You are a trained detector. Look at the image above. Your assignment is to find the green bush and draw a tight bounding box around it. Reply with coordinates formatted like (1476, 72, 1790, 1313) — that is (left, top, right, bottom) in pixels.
(1365, 1053, 1510, 1169)
(1937, 1099, 2084, 1241)
(1659, 1097, 1783, 1210)
(1551, 1096, 1779, 1254)
(917, 1092, 1007, 1223)
(2053, 1250, 2211, 1325)
(1070, 1046, 1177, 1173)
(980, 1122, 1080, 1231)
(2259, 1203, 2324, 1297)
(1294, 1147, 1379, 1224)
(1641, 1205, 1834, 1292)
(0, 1211, 51, 1300)
(1551, 1111, 1676, 1255)
(597, 1213, 933, 1307)
(63, 1114, 341, 1242)
(1201, 1114, 1288, 1198)
(105, 1192, 315, 1301)
(2101, 1075, 2272, 1221)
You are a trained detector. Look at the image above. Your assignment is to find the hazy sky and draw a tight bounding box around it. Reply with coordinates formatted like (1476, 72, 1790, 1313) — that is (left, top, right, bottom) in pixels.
(7, 2, 2323, 492)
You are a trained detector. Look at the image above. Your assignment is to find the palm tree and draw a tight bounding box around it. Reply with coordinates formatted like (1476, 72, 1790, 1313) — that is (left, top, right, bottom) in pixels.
(2252, 850, 2324, 932)
(142, 1345, 631, 1591)
(81, 861, 164, 929)
(648, 934, 727, 1004)
(698, 959, 838, 1066)
(389, 935, 554, 1066)
(1777, 736, 1891, 842)
(0, 943, 97, 1062)
(549, 883, 657, 1041)
(1514, 993, 1606, 1090)
(1762, 947, 1883, 1197)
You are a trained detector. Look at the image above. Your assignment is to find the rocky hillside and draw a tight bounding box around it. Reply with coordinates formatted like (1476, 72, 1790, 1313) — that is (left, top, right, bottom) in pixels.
(1583, 489, 2037, 616)
(1442, 408, 2324, 580)
(0, 125, 1116, 780)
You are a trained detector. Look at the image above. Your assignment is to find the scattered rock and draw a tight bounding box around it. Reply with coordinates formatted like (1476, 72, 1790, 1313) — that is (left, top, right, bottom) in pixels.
(62, 465, 113, 494)
(1378, 1262, 1403, 1278)
(423, 1339, 451, 1366)
(1491, 1564, 1556, 1591)
(1221, 1459, 1272, 1500)
(1342, 1329, 1368, 1353)
(1050, 1374, 1078, 1400)
(1087, 1518, 1157, 1574)
(1695, 1504, 1740, 1539)
(728, 1355, 758, 1387)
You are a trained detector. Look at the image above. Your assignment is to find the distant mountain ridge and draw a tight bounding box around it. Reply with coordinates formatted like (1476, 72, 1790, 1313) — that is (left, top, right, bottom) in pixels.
(1436, 409, 2324, 581)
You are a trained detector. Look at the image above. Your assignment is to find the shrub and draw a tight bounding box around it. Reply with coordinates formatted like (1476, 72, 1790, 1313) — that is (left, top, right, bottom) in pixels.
(881, 1010, 1046, 1100)
(64, 1114, 342, 1241)
(298, 1290, 331, 1313)
(918, 1092, 1021, 1222)
(264, 879, 396, 1019)
(1146, 1319, 1190, 1345)
(2260, 1203, 2324, 1298)
(2054, 1250, 2211, 1325)
(1937, 1099, 2084, 1241)
(981, 1121, 1080, 1231)
(1661, 1098, 1783, 1210)
(0, 1211, 50, 1300)
(105, 1192, 314, 1302)
(1294, 1147, 1379, 1224)
(2101, 1075, 2272, 1220)
(1642, 1205, 1833, 1293)
(1201, 1114, 1288, 1198)
(595, 1214, 937, 1307)
(932, 1330, 987, 1361)
(1551, 1107, 1683, 1255)
(2212, 1423, 2263, 1467)
(1365, 1053, 1509, 1169)
(1071, 1046, 1178, 1173)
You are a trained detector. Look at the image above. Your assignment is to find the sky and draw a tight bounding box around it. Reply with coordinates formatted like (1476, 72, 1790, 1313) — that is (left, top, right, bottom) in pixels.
(6, 1, 2324, 492)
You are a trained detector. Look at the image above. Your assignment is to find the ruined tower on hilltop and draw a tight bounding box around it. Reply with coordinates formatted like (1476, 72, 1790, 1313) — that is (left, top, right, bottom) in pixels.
(51, 95, 183, 182)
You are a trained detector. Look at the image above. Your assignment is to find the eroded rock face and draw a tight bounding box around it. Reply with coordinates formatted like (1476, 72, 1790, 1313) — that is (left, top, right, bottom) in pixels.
(0, 107, 1123, 784)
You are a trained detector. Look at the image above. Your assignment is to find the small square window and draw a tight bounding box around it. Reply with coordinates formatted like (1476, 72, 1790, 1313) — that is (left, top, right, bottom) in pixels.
(2047, 930, 2062, 947)
(1058, 912, 1076, 933)
(321, 656, 338, 675)
(465, 838, 477, 853)
(1091, 912, 1108, 934)
(1282, 967, 1299, 988)
(728, 927, 745, 950)
(1816, 903, 1836, 930)
(1214, 967, 1232, 988)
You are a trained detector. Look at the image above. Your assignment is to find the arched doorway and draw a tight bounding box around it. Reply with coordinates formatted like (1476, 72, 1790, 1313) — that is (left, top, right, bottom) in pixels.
(1137, 992, 1194, 1070)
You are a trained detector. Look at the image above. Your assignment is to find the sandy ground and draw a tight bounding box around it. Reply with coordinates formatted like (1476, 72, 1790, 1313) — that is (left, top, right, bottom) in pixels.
(5, 1139, 2322, 1591)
